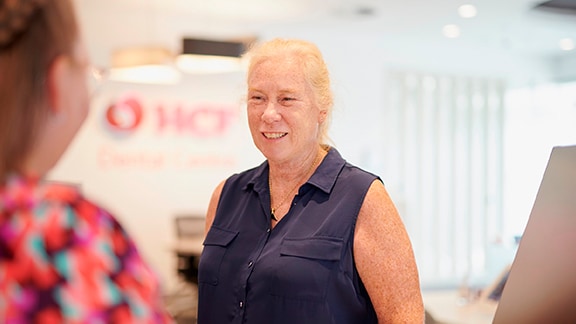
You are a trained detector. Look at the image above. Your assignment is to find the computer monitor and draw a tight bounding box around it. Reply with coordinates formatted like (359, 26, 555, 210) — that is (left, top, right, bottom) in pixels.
(493, 145, 576, 323)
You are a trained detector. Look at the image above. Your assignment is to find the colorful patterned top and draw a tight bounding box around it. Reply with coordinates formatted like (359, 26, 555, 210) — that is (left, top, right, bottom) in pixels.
(0, 175, 173, 323)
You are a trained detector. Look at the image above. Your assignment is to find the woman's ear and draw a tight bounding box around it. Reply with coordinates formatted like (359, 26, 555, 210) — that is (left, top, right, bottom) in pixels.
(318, 108, 327, 123)
(46, 55, 70, 114)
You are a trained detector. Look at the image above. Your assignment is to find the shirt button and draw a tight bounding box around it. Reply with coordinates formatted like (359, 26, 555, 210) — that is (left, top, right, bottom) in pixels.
(248, 261, 253, 268)
(239, 301, 244, 308)
(266, 228, 271, 233)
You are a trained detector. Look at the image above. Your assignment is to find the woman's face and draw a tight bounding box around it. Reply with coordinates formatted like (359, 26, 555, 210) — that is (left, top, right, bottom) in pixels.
(247, 55, 325, 163)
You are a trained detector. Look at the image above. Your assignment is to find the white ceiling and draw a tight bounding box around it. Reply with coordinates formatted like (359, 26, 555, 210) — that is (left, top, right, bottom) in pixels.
(75, 0, 576, 72)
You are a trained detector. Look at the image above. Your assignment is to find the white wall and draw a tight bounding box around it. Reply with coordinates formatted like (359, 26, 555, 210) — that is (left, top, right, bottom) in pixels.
(504, 81, 576, 240)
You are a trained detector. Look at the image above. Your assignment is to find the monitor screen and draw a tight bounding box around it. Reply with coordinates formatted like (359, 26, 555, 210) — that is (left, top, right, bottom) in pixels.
(493, 145, 576, 323)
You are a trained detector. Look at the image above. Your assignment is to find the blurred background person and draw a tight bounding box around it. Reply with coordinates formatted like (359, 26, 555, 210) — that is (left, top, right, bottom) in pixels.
(198, 38, 424, 323)
(0, 0, 172, 322)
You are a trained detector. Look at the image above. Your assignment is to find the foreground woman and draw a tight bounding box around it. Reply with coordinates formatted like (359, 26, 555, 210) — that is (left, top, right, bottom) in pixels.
(0, 1, 172, 322)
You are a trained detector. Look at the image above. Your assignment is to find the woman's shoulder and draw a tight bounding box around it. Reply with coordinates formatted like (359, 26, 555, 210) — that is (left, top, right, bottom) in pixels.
(323, 147, 381, 185)
(0, 175, 103, 212)
(0, 176, 125, 246)
(41, 181, 119, 226)
(338, 162, 381, 190)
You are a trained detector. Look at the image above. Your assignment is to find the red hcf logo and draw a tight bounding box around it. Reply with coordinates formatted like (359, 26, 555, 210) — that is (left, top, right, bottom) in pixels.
(102, 94, 238, 138)
(103, 95, 144, 136)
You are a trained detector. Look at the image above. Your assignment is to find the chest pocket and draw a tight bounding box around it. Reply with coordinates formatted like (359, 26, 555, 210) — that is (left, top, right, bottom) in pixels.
(198, 226, 238, 285)
(271, 236, 343, 301)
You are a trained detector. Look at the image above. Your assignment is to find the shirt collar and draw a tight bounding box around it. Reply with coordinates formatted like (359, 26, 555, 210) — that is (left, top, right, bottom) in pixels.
(245, 146, 346, 195)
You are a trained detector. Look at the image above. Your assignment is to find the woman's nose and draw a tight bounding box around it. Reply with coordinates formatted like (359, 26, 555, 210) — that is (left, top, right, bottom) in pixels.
(261, 101, 281, 123)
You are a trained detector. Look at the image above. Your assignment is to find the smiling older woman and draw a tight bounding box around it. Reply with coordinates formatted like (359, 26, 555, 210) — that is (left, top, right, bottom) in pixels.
(197, 38, 424, 324)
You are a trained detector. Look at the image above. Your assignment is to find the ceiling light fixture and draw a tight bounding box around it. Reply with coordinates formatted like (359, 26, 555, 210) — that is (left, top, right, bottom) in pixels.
(458, 4, 478, 18)
(442, 24, 461, 38)
(559, 38, 575, 51)
(108, 46, 181, 84)
(176, 38, 254, 74)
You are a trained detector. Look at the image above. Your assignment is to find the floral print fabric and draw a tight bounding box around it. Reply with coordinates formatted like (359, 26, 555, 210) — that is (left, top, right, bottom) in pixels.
(0, 175, 173, 323)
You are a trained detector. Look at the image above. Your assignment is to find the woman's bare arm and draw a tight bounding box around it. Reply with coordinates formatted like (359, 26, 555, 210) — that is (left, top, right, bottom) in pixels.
(354, 180, 424, 323)
(204, 180, 225, 235)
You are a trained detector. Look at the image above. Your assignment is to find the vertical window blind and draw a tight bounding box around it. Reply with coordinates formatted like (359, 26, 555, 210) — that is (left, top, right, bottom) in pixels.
(382, 71, 505, 288)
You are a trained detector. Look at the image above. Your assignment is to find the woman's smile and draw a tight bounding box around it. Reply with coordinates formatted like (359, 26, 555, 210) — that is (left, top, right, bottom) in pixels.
(263, 132, 288, 139)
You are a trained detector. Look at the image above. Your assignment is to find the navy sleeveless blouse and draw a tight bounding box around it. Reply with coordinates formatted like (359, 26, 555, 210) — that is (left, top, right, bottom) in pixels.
(198, 148, 380, 324)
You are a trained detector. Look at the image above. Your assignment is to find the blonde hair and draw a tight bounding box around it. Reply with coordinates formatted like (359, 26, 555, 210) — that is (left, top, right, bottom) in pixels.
(245, 38, 333, 144)
(0, 0, 79, 180)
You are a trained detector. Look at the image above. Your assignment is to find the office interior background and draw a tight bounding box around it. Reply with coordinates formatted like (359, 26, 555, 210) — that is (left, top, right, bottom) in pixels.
(51, 0, 576, 303)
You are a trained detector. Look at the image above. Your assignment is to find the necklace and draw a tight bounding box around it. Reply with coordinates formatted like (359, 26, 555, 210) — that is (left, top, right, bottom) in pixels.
(269, 152, 322, 221)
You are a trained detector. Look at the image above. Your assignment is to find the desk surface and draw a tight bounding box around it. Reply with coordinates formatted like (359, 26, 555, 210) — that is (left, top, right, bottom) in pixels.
(172, 237, 204, 257)
(423, 290, 497, 324)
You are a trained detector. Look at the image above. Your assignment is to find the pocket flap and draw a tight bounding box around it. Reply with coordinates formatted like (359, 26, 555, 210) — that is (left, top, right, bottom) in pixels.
(280, 237, 343, 261)
(203, 226, 238, 247)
